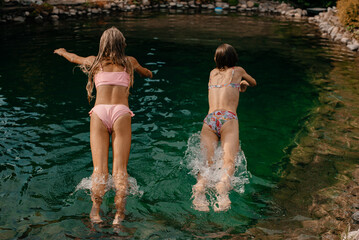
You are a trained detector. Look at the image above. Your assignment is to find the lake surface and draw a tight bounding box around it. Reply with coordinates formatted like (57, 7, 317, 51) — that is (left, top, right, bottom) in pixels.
(0, 11, 358, 239)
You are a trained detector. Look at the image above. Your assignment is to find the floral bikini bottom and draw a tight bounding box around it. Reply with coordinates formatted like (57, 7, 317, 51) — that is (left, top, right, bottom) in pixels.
(203, 110, 238, 138)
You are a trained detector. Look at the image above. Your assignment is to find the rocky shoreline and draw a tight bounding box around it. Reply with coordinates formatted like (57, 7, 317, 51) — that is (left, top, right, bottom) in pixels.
(2, 1, 358, 52)
(1, 0, 308, 22)
(309, 6, 359, 52)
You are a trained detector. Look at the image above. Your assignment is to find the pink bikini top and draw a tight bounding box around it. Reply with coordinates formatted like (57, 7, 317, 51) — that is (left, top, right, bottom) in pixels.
(94, 63, 130, 88)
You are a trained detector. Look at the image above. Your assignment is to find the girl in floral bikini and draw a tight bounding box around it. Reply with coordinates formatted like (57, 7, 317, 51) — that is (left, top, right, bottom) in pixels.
(192, 44, 256, 212)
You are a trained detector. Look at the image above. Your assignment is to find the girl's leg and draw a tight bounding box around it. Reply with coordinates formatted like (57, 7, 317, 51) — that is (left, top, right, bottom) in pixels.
(90, 114, 110, 222)
(214, 120, 239, 212)
(192, 124, 218, 211)
(111, 114, 131, 225)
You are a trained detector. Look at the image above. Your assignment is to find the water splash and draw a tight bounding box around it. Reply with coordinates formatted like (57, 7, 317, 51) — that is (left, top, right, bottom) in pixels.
(74, 175, 144, 197)
(184, 132, 250, 196)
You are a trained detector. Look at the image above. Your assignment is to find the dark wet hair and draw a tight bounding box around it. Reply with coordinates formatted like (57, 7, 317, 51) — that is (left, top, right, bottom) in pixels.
(214, 44, 238, 69)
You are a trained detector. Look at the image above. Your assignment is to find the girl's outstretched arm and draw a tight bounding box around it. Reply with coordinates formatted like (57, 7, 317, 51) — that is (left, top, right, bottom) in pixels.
(128, 56, 153, 78)
(54, 48, 95, 66)
(240, 67, 256, 87)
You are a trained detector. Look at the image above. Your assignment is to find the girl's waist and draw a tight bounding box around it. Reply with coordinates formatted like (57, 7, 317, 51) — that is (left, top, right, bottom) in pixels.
(94, 99, 129, 107)
(208, 107, 237, 115)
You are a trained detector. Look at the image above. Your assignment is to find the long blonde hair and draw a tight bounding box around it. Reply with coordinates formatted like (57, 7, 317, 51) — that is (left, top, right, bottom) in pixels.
(82, 27, 134, 103)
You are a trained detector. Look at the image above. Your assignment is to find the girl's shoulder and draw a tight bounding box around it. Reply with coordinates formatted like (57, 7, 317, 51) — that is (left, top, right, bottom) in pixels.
(233, 66, 245, 72)
(232, 66, 247, 77)
(209, 68, 221, 79)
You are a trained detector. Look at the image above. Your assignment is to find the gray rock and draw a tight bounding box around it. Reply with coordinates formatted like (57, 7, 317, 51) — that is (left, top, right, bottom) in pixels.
(341, 37, 350, 44)
(25, 11, 30, 16)
(13, 16, 25, 22)
(52, 8, 59, 15)
(91, 8, 99, 14)
(352, 211, 359, 221)
(69, 9, 77, 16)
(347, 44, 359, 51)
(330, 26, 339, 39)
(295, 8, 302, 15)
(247, 1, 254, 8)
(51, 14, 59, 21)
(334, 33, 343, 41)
(327, 26, 334, 34)
(208, 4, 215, 9)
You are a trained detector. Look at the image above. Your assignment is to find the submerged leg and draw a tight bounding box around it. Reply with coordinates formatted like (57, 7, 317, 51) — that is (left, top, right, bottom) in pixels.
(192, 124, 218, 211)
(90, 114, 110, 222)
(214, 119, 239, 212)
(111, 114, 131, 225)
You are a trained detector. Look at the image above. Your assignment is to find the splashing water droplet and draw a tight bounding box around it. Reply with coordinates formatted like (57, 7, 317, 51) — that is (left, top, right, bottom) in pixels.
(184, 132, 250, 206)
(74, 175, 143, 197)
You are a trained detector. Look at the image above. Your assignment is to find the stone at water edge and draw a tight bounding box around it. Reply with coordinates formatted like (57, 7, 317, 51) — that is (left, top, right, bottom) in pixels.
(352, 211, 359, 222)
(13, 16, 25, 22)
(347, 44, 359, 51)
(247, 1, 254, 8)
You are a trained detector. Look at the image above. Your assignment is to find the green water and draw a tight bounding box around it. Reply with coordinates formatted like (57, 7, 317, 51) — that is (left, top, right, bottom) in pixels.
(0, 12, 356, 239)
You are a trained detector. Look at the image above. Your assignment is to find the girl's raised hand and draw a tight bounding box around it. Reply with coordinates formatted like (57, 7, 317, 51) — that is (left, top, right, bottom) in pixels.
(54, 48, 67, 56)
(240, 80, 250, 92)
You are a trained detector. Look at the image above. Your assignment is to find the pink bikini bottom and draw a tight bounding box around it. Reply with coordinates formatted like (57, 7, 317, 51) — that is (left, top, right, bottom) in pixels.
(89, 104, 134, 133)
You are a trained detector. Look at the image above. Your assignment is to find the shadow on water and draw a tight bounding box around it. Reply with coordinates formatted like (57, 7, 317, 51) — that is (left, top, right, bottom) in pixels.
(0, 12, 358, 238)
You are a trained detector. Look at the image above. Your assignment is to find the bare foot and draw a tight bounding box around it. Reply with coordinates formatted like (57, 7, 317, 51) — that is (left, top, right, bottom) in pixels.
(213, 193, 231, 212)
(192, 193, 210, 211)
(213, 179, 231, 212)
(113, 212, 125, 225)
(192, 182, 209, 211)
(90, 206, 103, 223)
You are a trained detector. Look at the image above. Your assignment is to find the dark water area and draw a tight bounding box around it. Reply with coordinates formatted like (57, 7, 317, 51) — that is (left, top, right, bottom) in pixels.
(0, 12, 358, 239)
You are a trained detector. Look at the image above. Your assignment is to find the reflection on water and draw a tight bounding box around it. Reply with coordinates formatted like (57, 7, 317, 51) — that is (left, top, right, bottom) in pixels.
(0, 12, 358, 238)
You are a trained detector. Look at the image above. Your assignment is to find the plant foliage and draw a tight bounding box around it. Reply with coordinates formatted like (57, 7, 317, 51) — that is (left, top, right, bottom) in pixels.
(337, 0, 359, 29)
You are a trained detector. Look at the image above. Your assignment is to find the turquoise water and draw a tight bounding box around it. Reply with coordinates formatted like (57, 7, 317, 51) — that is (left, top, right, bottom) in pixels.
(0, 12, 355, 238)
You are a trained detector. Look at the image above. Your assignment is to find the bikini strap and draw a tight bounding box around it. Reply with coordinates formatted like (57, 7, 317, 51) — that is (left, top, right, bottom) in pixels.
(230, 67, 235, 83)
(99, 62, 103, 71)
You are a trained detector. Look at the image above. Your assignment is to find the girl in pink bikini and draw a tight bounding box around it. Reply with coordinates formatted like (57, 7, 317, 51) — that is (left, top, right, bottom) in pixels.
(54, 27, 152, 224)
(192, 44, 256, 212)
